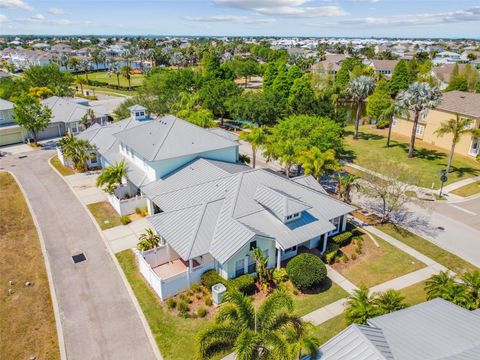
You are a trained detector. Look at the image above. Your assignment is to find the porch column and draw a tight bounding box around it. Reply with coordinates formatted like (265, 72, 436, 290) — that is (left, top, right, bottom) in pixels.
(322, 233, 328, 254)
(341, 215, 347, 232)
(187, 259, 193, 286)
(276, 248, 281, 269)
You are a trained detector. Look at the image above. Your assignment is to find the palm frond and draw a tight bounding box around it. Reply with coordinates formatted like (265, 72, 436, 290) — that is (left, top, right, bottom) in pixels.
(197, 324, 238, 359)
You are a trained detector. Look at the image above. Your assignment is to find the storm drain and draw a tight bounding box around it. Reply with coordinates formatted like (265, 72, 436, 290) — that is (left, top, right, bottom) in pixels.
(72, 253, 87, 264)
(18, 155, 28, 159)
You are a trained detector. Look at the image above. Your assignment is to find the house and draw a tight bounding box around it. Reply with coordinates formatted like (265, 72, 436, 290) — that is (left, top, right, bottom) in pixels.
(365, 60, 398, 79)
(432, 63, 470, 88)
(0, 96, 107, 147)
(75, 105, 354, 299)
(391, 91, 480, 158)
(316, 298, 480, 359)
(433, 51, 468, 65)
(313, 54, 347, 76)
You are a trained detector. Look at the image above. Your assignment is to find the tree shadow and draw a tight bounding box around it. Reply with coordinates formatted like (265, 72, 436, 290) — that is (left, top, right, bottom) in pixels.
(300, 277, 333, 295)
(447, 165, 480, 177)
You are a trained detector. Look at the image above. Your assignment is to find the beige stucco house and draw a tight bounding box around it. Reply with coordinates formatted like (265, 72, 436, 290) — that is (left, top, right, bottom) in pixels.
(392, 91, 480, 158)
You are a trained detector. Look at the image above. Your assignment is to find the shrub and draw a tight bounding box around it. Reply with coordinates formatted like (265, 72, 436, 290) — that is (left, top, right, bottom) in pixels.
(376, 118, 391, 129)
(204, 296, 213, 306)
(273, 268, 289, 284)
(120, 215, 131, 225)
(179, 293, 188, 302)
(351, 253, 357, 261)
(177, 300, 189, 313)
(331, 231, 353, 247)
(166, 298, 177, 310)
(355, 245, 362, 255)
(323, 244, 339, 264)
(230, 274, 255, 294)
(286, 253, 328, 290)
(197, 307, 208, 318)
(342, 253, 349, 263)
(201, 270, 228, 292)
(196, 293, 202, 300)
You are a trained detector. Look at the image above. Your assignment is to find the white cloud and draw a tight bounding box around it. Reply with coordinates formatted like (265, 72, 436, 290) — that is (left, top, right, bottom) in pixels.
(48, 7, 64, 15)
(339, 6, 480, 27)
(0, 13, 8, 23)
(214, 0, 347, 17)
(29, 13, 44, 21)
(184, 14, 275, 24)
(52, 18, 72, 26)
(0, 0, 32, 11)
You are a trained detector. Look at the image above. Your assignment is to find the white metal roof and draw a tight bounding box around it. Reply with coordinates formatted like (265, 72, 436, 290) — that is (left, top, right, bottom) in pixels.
(42, 96, 107, 124)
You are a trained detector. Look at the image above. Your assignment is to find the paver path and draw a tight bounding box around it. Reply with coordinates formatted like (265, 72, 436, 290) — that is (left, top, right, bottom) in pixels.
(0, 150, 158, 360)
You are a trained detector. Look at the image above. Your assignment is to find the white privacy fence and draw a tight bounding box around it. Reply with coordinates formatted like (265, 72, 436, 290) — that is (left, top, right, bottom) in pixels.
(136, 248, 215, 300)
(107, 192, 147, 216)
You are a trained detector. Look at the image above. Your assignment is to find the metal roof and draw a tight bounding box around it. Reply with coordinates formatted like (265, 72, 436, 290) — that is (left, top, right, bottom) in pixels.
(113, 115, 239, 162)
(146, 158, 354, 263)
(0, 98, 14, 111)
(292, 175, 327, 194)
(42, 96, 107, 124)
(319, 299, 480, 360)
(207, 127, 240, 141)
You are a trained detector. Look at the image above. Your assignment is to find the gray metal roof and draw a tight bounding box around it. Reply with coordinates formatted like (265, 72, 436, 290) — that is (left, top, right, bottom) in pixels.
(318, 324, 392, 360)
(367, 298, 480, 360)
(0, 98, 14, 111)
(292, 175, 327, 194)
(42, 96, 107, 124)
(113, 115, 239, 162)
(207, 127, 240, 141)
(146, 158, 354, 263)
(127, 105, 147, 111)
(318, 298, 480, 360)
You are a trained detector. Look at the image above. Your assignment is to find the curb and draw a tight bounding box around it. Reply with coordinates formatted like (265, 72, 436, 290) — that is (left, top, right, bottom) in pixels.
(4, 170, 67, 360)
(48, 156, 163, 360)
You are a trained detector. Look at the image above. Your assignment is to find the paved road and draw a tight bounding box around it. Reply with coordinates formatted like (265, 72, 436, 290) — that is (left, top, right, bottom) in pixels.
(0, 150, 157, 360)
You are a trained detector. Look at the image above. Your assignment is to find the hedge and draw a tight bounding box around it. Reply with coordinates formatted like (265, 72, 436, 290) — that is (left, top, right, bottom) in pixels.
(331, 231, 353, 247)
(286, 253, 327, 290)
(230, 274, 256, 294)
(201, 270, 228, 291)
(323, 244, 339, 265)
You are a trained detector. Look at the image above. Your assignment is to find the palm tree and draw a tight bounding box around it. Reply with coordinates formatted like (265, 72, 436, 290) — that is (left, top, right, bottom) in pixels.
(425, 271, 456, 300)
(348, 76, 375, 139)
(285, 322, 320, 360)
(197, 288, 316, 360)
(395, 82, 442, 158)
(59, 134, 92, 172)
(252, 248, 269, 292)
(121, 65, 133, 89)
(80, 109, 96, 129)
(239, 127, 266, 169)
(79, 60, 92, 81)
(279, 141, 297, 179)
(345, 286, 378, 325)
(75, 77, 86, 95)
(378, 102, 408, 147)
(374, 289, 407, 314)
(461, 271, 480, 310)
(434, 114, 480, 173)
(299, 148, 338, 181)
(336, 173, 358, 203)
(68, 56, 79, 73)
(137, 228, 161, 251)
(109, 61, 121, 87)
(96, 160, 126, 194)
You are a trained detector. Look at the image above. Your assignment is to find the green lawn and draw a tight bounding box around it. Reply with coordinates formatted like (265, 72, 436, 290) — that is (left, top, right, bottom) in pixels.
(50, 155, 75, 176)
(116, 250, 222, 360)
(87, 201, 122, 230)
(377, 224, 478, 274)
(333, 234, 425, 288)
(293, 282, 348, 317)
(83, 85, 139, 97)
(451, 181, 480, 197)
(311, 313, 348, 346)
(78, 71, 144, 88)
(344, 126, 480, 189)
(399, 281, 428, 306)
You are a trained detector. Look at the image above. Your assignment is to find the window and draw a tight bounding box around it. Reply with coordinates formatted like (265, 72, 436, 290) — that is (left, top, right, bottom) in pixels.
(249, 241, 257, 251)
(470, 139, 480, 155)
(235, 259, 245, 277)
(416, 124, 425, 136)
(285, 212, 301, 223)
(247, 255, 256, 274)
(329, 216, 341, 236)
(285, 246, 297, 253)
(90, 152, 97, 164)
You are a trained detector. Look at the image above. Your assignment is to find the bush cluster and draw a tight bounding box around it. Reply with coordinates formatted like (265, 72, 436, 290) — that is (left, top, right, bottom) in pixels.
(85, 78, 141, 91)
(323, 243, 339, 264)
(331, 231, 353, 247)
(286, 253, 327, 290)
(273, 268, 289, 284)
(120, 215, 131, 225)
(230, 274, 256, 294)
(201, 270, 229, 291)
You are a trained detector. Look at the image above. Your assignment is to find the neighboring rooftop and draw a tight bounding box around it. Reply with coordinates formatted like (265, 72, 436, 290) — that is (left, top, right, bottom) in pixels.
(435, 91, 480, 119)
(318, 298, 480, 360)
(42, 96, 107, 124)
(0, 98, 14, 111)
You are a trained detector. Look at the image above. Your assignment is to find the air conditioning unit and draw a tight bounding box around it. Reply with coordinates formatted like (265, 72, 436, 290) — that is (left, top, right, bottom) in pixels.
(211, 283, 227, 305)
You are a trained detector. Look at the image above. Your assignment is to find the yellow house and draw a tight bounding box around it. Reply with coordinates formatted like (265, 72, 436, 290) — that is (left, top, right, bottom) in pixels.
(392, 91, 480, 158)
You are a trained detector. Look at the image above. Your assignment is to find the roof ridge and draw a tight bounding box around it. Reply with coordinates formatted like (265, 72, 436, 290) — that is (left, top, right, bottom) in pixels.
(186, 202, 209, 259)
(354, 324, 391, 360)
(149, 117, 176, 161)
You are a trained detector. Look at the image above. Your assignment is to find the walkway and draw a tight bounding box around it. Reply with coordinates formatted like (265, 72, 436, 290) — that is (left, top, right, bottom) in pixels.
(0, 150, 158, 360)
(301, 221, 446, 326)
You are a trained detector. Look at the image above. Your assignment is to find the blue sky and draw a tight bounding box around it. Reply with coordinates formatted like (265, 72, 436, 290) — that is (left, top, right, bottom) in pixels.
(0, 0, 479, 38)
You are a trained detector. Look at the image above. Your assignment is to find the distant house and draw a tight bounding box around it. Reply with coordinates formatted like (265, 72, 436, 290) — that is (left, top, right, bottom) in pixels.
(392, 91, 480, 158)
(74, 105, 354, 300)
(365, 60, 398, 79)
(433, 51, 468, 65)
(0, 96, 107, 147)
(316, 298, 480, 359)
(313, 54, 347, 76)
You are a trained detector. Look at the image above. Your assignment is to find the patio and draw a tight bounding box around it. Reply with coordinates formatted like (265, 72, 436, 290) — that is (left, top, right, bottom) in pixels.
(153, 259, 188, 279)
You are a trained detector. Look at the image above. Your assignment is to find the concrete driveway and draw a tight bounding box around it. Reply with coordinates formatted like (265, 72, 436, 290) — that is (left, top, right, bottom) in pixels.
(0, 150, 157, 360)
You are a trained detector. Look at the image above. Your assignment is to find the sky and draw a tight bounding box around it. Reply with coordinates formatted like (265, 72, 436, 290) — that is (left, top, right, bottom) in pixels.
(0, 0, 479, 38)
